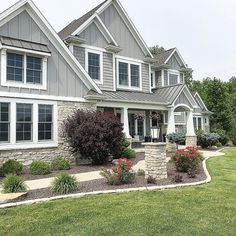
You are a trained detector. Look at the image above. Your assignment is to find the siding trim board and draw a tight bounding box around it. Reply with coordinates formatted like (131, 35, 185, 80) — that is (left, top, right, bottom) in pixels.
(0, 0, 102, 94)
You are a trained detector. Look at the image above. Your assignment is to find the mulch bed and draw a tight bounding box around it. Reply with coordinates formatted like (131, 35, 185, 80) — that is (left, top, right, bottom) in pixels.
(9, 161, 206, 203)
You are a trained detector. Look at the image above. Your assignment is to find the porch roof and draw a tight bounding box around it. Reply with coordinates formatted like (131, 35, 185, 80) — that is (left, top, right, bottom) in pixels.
(85, 84, 185, 105)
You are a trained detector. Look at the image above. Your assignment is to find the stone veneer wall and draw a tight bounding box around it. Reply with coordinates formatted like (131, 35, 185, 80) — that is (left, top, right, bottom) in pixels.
(143, 142, 167, 180)
(0, 101, 96, 166)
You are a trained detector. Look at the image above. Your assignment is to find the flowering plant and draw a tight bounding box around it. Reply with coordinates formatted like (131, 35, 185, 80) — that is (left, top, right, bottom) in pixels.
(100, 158, 135, 185)
(172, 146, 203, 173)
(150, 112, 161, 121)
(133, 114, 145, 121)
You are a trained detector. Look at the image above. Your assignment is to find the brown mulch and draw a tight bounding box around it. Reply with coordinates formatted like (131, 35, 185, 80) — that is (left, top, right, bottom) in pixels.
(9, 161, 206, 203)
(20, 153, 144, 181)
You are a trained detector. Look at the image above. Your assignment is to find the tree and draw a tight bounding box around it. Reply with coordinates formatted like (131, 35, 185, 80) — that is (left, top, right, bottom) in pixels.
(149, 45, 165, 55)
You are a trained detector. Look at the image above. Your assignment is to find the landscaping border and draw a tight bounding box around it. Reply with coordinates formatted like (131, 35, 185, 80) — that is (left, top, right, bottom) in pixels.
(0, 150, 224, 209)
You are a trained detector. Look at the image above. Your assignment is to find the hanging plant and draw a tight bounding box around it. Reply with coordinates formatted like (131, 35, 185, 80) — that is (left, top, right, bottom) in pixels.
(150, 112, 161, 121)
(133, 114, 145, 121)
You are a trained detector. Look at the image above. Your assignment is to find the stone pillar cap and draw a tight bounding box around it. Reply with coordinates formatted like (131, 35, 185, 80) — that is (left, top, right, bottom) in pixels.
(142, 142, 166, 146)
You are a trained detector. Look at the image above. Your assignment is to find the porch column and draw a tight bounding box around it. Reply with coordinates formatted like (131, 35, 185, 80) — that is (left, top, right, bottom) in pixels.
(166, 108, 175, 134)
(186, 110, 197, 146)
(186, 110, 195, 136)
(121, 107, 131, 138)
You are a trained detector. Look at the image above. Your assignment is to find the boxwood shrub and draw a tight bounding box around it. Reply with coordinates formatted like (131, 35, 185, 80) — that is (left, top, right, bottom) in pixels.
(29, 161, 51, 175)
(1, 160, 23, 176)
(51, 157, 70, 171)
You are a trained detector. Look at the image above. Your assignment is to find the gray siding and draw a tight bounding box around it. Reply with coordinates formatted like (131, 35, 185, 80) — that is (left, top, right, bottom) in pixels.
(100, 52, 113, 91)
(0, 11, 88, 97)
(174, 92, 192, 108)
(142, 64, 150, 93)
(73, 46, 85, 69)
(99, 3, 146, 60)
(174, 112, 185, 124)
(167, 52, 182, 70)
(78, 22, 108, 48)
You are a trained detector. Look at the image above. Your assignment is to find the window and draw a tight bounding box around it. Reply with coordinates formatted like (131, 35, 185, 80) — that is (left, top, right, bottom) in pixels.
(38, 105, 53, 141)
(16, 104, 32, 142)
(151, 71, 155, 88)
(7, 53, 23, 82)
(119, 62, 128, 86)
(88, 52, 100, 81)
(1, 49, 48, 90)
(193, 116, 202, 130)
(131, 64, 140, 87)
(169, 73, 178, 85)
(117, 59, 141, 90)
(0, 103, 10, 142)
(27, 56, 42, 84)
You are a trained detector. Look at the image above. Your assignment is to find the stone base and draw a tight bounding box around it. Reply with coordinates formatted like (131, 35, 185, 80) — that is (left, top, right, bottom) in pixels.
(186, 135, 197, 146)
(166, 142, 177, 158)
(142, 142, 167, 180)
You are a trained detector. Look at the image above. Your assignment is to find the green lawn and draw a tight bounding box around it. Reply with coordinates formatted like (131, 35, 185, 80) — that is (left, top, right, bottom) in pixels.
(0, 149, 236, 236)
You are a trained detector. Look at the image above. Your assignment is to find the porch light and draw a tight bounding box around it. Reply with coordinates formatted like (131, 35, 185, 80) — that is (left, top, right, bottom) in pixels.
(151, 126, 160, 143)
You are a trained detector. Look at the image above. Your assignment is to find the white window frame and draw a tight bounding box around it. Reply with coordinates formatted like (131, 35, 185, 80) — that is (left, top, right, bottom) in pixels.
(1, 48, 49, 90)
(193, 115, 203, 130)
(174, 112, 186, 125)
(150, 70, 156, 89)
(168, 69, 180, 86)
(0, 97, 58, 151)
(116, 58, 142, 91)
(85, 48, 103, 85)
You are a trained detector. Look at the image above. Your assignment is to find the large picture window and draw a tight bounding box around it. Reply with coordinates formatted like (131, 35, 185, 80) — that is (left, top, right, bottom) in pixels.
(7, 53, 23, 82)
(16, 104, 32, 142)
(38, 105, 53, 141)
(117, 59, 141, 90)
(0, 103, 10, 142)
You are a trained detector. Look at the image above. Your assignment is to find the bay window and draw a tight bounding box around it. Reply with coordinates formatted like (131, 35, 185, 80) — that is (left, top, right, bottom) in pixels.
(193, 116, 202, 130)
(117, 59, 141, 90)
(0, 99, 57, 150)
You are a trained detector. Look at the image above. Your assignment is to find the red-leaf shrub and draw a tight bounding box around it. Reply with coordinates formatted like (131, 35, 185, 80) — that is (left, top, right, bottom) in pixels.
(172, 146, 203, 173)
(100, 158, 135, 185)
(64, 110, 123, 165)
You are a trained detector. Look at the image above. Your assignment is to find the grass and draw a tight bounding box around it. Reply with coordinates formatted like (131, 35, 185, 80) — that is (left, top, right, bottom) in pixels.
(0, 148, 236, 236)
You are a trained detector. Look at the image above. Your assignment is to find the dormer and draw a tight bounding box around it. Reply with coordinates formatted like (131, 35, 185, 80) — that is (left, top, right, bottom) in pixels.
(151, 48, 192, 88)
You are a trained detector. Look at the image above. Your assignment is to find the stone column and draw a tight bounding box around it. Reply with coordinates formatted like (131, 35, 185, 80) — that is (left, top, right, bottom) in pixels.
(142, 143, 167, 180)
(186, 110, 197, 146)
(121, 107, 131, 139)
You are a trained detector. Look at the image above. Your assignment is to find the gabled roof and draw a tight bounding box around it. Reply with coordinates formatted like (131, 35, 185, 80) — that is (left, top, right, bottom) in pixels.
(0, 0, 102, 94)
(58, 0, 108, 40)
(153, 47, 187, 68)
(58, 0, 153, 58)
(194, 92, 209, 112)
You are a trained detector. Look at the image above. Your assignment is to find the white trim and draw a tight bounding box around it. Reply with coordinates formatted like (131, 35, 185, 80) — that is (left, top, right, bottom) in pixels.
(161, 70, 164, 87)
(0, 0, 102, 94)
(115, 54, 144, 64)
(193, 115, 203, 130)
(79, 44, 107, 52)
(116, 58, 142, 91)
(0, 97, 58, 150)
(0, 91, 87, 103)
(174, 103, 193, 112)
(112, 53, 116, 91)
(150, 67, 154, 92)
(85, 48, 103, 85)
(1, 49, 48, 90)
(168, 69, 180, 85)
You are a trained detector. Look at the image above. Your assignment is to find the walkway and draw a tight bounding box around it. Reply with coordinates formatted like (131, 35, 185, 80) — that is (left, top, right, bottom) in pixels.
(0, 150, 224, 191)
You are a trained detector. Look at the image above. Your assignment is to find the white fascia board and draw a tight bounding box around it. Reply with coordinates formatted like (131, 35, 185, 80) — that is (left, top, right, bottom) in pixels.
(194, 92, 208, 111)
(0, 0, 102, 94)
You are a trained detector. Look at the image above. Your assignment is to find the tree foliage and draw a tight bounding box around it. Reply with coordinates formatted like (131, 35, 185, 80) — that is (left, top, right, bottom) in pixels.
(149, 45, 165, 55)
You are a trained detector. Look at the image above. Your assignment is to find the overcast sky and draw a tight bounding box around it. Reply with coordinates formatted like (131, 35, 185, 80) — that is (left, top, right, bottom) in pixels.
(1, 0, 235, 81)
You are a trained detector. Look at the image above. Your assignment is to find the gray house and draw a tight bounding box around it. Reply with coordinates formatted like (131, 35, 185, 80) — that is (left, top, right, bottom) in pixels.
(0, 0, 210, 164)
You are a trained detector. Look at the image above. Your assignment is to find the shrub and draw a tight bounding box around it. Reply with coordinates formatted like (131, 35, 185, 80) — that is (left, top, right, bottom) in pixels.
(51, 157, 70, 171)
(147, 176, 156, 184)
(64, 110, 123, 165)
(3, 175, 27, 193)
(136, 169, 145, 176)
(120, 148, 136, 159)
(100, 158, 135, 185)
(29, 161, 51, 175)
(2, 160, 23, 176)
(51, 173, 79, 194)
(166, 132, 186, 145)
(172, 146, 203, 173)
(173, 175, 183, 183)
(0, 167, 4, 177)
(231, 133, 236, 146)
(196, 130, 221, 148)
(212, 128, 229, 146)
